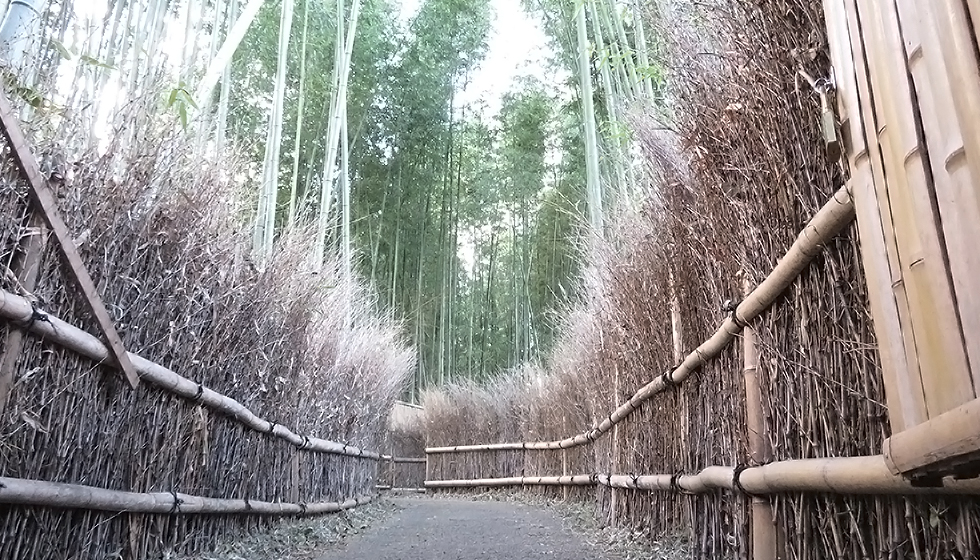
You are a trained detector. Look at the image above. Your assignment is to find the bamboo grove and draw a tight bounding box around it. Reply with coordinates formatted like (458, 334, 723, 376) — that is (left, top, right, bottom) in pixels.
(0, 0, 664, 397)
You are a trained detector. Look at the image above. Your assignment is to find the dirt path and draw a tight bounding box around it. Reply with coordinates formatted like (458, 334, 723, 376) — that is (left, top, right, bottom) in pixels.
(313, 497, 611, 559)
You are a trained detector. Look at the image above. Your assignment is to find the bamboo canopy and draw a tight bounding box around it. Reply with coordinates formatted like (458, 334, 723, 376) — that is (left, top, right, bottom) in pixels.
(425, 455, 980, 495)
(427, 186, 856, 454)
(0, 476, 372, 516)
(0, 289, 381, 461)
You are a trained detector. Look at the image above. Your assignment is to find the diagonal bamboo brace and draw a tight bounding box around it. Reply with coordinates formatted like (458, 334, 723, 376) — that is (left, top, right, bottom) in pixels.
(0, 92, 140, 388)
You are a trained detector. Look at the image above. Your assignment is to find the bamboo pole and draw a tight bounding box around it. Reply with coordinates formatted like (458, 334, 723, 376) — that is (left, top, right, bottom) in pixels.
(378, 455, 426, 463)
(426, 186, 855, 454)
(883, 398, 980, 476)
(742, 288, 777, 560)
(425, 456, 980, 496)
(0, 289, 381, 461)
(0, 476, 372, 515)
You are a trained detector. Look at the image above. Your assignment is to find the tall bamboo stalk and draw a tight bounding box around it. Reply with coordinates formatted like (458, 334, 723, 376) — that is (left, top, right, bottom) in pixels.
(576, 0, 604, 233)
(313, 0, 363, 268)
(216, 0, 240, 155)
(195, 0, 268, 105)
(254, 0, 296, 264)
(287, 0, 312, 232)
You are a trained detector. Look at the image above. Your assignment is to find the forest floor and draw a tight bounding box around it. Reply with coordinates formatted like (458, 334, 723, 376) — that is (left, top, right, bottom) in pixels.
(184, 493, 689, 560)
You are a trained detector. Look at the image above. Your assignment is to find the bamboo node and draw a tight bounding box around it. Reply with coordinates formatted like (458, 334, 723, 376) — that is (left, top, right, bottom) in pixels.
(669, 472, 695, 494)
(299, 502, 308, 515)
(192, 383, 204, 402)
(660, 370, 678, 389)
(267, 422, 276, 434)
(299, 436, 310, 450)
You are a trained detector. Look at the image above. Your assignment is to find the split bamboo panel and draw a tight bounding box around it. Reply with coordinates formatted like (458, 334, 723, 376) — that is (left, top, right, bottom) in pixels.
(854, 0, 974, 416)
(825, 0, 980, 476)
(909, 0, 980, 390)
(427, 186, 855, 454)
(426, 456, 980, 496)
(0, 476, 372, 515)
(823, 0, 925, 433)
(0, 289, 380, 461)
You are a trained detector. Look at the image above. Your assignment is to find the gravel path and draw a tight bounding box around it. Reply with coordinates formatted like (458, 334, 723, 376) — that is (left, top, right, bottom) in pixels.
(313, 498, 610, 559)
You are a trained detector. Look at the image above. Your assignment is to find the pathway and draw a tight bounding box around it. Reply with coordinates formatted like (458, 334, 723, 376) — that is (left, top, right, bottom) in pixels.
(313, 497, 610, 559)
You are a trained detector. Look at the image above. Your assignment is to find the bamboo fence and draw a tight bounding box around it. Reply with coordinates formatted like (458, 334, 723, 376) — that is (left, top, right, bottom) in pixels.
(0, 92, 414, 559)
(421, 0, 980, 558)
(0, 288, 380, 460)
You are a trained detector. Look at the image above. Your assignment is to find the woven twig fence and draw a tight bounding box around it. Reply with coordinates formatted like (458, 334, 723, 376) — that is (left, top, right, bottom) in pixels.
(426, 186, 854, 454)
(0, 90, 414, 559)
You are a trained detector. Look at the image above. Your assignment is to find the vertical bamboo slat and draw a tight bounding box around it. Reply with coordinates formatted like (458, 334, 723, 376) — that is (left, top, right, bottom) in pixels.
(853, 0, 975, 416)
(828, 0, 925, 432)
(912, 0, 980, 388)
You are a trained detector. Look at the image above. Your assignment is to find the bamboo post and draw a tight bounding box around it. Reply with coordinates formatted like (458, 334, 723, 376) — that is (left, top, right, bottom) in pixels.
(742, 279, 777, 560)
(562, 414, 569, 500)
(290, 453, 300, 504)
(0, 211, 46, 413)
(390, 451, 396, 489)
(669, 267, 693, 529)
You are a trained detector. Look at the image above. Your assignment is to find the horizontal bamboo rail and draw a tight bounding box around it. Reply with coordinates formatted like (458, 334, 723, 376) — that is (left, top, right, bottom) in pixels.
(427, 186, 856, 454)
(883, 397, 980, 476)
(0, 476, 372, 515)
(425, 455, 980, 495)
(375, 485, 427, 493)
(380, 456, 428, 464)
(0, 289, 381, 460)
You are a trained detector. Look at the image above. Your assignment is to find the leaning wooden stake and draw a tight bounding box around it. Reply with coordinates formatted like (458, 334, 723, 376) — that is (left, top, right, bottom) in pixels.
(0, 92, 140, 388)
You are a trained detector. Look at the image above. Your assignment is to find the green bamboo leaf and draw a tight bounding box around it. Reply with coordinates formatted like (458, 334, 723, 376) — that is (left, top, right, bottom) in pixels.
(49, 39, 72, 60)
